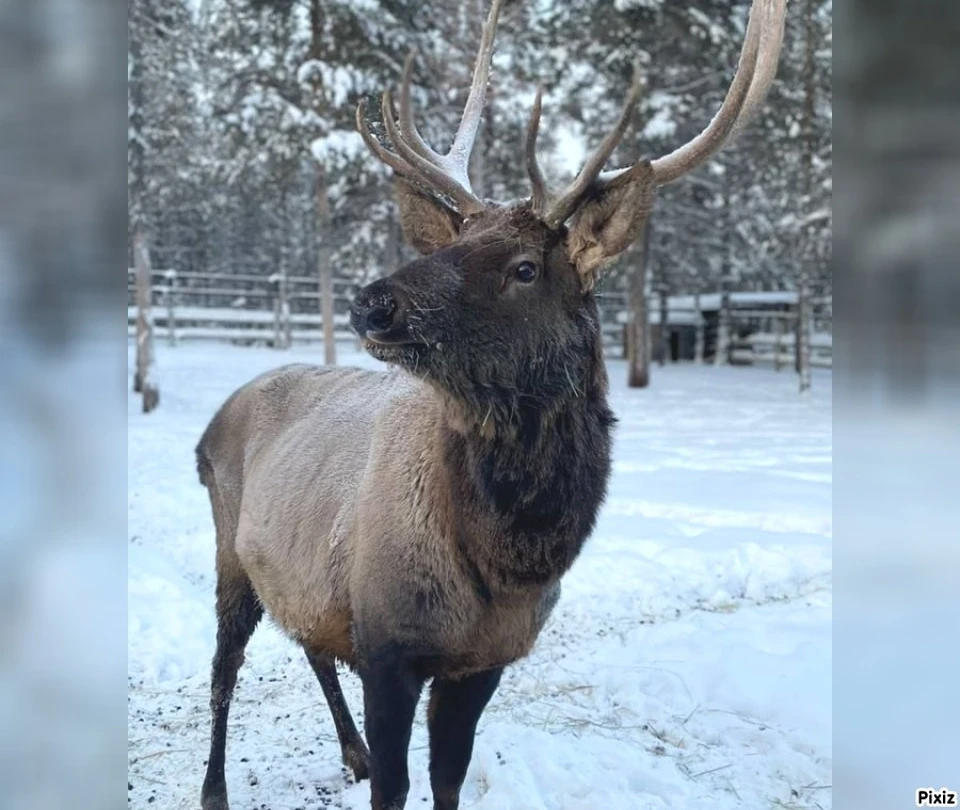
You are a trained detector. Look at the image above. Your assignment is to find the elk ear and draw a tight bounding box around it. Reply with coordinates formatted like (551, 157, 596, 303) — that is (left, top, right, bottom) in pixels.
(565, 160, 656, 291)
(394, 178, 463, 255)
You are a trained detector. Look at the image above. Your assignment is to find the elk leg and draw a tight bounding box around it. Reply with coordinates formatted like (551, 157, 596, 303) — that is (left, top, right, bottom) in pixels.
(427, 667, 503, 810)
(304, 648, 370, 781)
(200, 577, 263, 810)
(360, 646, 423, 810)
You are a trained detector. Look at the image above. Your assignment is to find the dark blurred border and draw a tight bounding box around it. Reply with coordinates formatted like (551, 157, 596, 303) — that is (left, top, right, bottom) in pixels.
(2, 0, 959, 806)
(0, 0, 128, 808)
(834, 1, 960, 806)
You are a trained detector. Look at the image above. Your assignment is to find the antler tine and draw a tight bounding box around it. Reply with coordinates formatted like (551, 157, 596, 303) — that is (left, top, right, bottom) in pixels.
(543, 63, 645, 229)
(356, 98, 418, 179)
(525, 86, 548, 216)
(382, 89, 487, 215)
(397, 51, 446, 170)
(650, 0, 784, 185)
(448, 0, 507, 171)
(356, 0, 507, 216)
(357, 96, 479, 213)
(731, 0, 786, 138)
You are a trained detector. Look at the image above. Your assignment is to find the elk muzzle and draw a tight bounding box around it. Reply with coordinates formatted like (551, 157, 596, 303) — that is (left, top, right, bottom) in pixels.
(350, 279, 410, 344)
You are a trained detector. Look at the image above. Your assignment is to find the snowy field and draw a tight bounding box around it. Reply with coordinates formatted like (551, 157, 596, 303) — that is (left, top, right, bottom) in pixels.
(128, 343, 832, 810)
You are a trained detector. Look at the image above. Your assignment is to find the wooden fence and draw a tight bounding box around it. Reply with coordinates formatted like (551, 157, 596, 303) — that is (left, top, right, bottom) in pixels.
(593, 291, 833, 368)
(126, 268, 360, 347)
(126, 268, 633, 351)
(127, 269, 831, 368)
(728, 308, 833, 369)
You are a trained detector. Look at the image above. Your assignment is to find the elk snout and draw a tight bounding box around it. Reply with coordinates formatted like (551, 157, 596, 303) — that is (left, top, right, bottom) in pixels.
(351, 279, 408, 343)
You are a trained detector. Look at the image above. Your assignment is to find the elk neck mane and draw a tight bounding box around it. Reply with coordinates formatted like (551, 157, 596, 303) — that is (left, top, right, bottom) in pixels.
(427, 304, 616, 593)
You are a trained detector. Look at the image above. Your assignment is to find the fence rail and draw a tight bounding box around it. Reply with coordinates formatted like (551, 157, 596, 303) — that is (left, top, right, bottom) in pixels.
(128, 269, 831, 368)
(127, 268, 359, 347)
(594, 289, 832, 367)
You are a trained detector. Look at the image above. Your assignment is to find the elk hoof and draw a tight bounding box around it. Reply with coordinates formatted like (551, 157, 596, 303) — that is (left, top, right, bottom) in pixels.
(200, 785, 230, 810)
(342, 743, 371, 782)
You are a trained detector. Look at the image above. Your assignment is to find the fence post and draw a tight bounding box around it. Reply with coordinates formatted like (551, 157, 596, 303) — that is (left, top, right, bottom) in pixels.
(270, 273, 283, 348)
(714, 292, 731, 366)
(693, 292, 704, 364)
(658, 288, 669, 366)
(350, 283, 364, 352)
(163, 268, 177, 346)
(774, 314, 783, 371)
(282, 274, 292, 348)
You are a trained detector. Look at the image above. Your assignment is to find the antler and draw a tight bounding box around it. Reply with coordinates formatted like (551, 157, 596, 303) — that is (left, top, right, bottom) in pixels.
(532, 0, 787, 228)
(648, 0, 785, 184)
(538, 65, 645, 229)
(356, 0, 507, 217)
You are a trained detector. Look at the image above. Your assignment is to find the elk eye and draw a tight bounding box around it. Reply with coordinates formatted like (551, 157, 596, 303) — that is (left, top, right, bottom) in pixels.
(515, 261, 538, 283)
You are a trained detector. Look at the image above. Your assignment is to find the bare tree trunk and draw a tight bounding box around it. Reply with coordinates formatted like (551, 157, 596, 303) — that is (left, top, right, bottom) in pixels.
(714, 291, 731, 366)
(797, 0, 817, 393)
(271, 272, 291, 349)
(277, 184, 291, 349)
(163, 269, 177, 346)
(283, 275, 293, 348)
(627, 218, 652, 388)
(133, 230, 159, 413)
(715, 181, 733, 367)
(657, 285, 669, 366)
(693, 291, 704, 364)
(794, 304, 802, 373)
(774, 314, 784, 371)
(798, 276, 812, 391)
(317, 192, 335, 366)
(310, 0, 336, 366)
(129, 15, 156, 412)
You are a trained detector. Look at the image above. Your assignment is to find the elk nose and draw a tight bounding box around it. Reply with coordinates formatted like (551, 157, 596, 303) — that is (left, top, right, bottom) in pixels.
(350, 283, 399, 338)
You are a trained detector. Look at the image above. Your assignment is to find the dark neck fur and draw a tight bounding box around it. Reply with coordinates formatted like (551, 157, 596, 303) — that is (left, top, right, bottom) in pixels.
(443, 343, 615, 592)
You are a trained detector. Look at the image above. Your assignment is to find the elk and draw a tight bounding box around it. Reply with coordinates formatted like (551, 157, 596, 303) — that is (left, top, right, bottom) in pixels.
(196, 1, 785, 808)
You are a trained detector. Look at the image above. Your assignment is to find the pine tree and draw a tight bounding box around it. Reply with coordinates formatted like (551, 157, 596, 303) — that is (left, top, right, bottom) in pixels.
(127, 0, 831, 388)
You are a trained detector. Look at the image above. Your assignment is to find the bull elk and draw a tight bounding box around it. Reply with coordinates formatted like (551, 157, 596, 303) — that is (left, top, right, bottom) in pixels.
(197, 1, 785, 807)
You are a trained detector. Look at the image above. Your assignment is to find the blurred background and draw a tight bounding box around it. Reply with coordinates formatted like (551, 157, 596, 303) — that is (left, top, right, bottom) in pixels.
(0, 0, 956, 807)
(832, 1, 960, 807)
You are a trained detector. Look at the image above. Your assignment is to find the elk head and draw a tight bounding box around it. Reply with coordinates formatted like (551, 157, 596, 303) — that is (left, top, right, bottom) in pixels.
(351, 0, 786, 428)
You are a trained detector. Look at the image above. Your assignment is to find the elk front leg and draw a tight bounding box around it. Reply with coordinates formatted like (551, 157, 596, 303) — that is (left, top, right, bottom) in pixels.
(360, 646, 423, 810)
(427, 667, 503, 810)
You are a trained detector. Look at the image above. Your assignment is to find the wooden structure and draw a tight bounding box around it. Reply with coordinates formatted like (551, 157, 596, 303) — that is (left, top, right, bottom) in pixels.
(596, 289, 832, 368)
(126, 268, 359, 347)
(127, 269, 832, 369)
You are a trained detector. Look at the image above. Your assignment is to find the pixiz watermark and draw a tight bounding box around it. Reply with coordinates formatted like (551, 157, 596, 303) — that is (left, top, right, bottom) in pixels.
(916, 788, 958, 806)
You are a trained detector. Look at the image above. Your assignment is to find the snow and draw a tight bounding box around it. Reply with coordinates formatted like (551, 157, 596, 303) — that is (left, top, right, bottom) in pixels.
(648, 309, 701, 325)
(311, 130, 366, 164)
(126, 305, 352, 327)
(614, 0, 665, 10)
(601, 291, 807, 314)
(749, 331, 833, 348)
(128, 343, 831, 810)
(641, 107, 677, 141)
(298, 59, 325, 87)
(667, 291, 801, 310)
(553, 123, 587, 178)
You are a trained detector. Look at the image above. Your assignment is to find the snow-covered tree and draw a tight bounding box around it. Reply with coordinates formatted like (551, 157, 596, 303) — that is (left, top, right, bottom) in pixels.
(127, 0, 831, 385)
(129, 0, 205, 263)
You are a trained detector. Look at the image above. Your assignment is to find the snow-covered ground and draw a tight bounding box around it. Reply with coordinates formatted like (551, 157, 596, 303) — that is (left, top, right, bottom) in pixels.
(128, 343, 831, 810)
